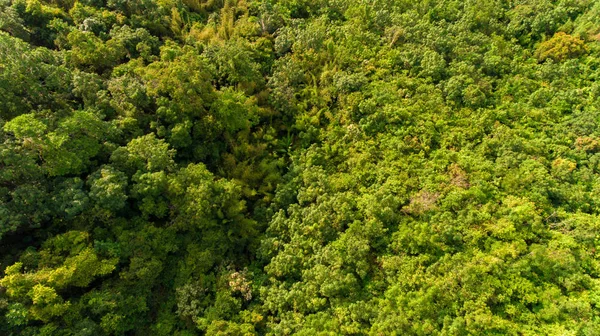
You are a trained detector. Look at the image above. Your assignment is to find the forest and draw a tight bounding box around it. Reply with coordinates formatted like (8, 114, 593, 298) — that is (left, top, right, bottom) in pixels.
(2, 0, 600, 334)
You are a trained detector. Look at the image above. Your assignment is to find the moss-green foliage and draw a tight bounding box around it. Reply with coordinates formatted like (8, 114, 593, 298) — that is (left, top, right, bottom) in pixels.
(535, 32, 588, 62)
(1, 0, 600, 334)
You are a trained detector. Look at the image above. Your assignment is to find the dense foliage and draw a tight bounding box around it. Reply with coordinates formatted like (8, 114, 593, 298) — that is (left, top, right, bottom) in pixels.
(2, 0, 600, 334)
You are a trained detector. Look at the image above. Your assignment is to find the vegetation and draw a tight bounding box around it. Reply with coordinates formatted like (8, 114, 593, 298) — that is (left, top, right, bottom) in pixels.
(2, 0, 600, 334)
